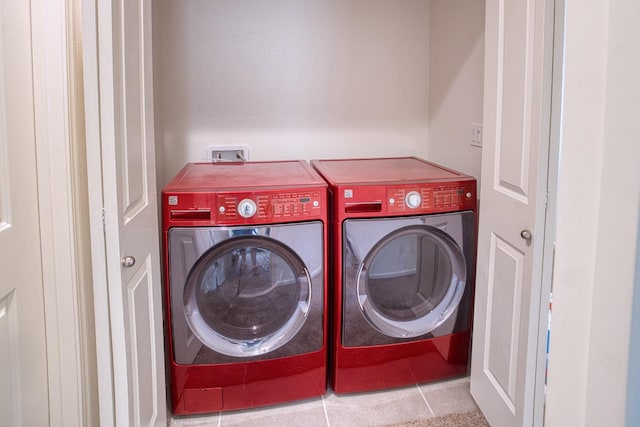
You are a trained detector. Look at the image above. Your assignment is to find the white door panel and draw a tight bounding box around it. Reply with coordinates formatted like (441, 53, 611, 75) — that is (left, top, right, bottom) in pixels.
(85, 0, 167, 424)
(126, 256, 160, 424)
(0, 291, 20, 426)
(0, 0, 50, 425)
(484, 233, 526, 412)
(109, 0, 166, 422)
(471, 0, 554, 425)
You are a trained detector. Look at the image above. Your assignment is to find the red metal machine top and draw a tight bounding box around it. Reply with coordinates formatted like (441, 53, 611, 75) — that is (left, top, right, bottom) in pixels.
(310, 156, 469, 184)
(163, 160, 326, 191)
(162, 161, 327, 227)
(310, 157, 477, 220)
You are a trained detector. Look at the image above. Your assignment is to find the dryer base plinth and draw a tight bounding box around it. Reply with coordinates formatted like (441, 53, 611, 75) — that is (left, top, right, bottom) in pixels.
(331, 331, 470, 394)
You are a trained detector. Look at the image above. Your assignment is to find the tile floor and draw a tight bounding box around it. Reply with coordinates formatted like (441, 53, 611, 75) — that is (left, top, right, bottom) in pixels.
(169, 377, 481, 427)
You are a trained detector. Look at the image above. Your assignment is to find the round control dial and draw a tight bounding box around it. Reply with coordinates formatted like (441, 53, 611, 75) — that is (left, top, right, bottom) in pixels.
(405, 191, 422, 209)
(238, 198, 258, 218)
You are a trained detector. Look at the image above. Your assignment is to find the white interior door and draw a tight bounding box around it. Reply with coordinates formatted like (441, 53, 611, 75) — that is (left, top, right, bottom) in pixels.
(84, 0, 167, 425)
(0, 1, 50, 425)
(470, 0, 555, 426)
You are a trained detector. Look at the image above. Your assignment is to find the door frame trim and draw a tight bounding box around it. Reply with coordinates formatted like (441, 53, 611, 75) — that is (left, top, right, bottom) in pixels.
(532, 0, 564, 425)
(81, 0, 117, 424)
(31, 0, 95, 425)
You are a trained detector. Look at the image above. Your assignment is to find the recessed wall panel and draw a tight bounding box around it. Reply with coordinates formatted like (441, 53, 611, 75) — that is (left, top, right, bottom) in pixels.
(120, 0, 147, 223)
(127, 255, 159, 425)
(0, 40, 9, 233)
(0, 127, 9, 232)
(0, 291, 20, 427)
(484, 233, 525, 414)
(494, 0, 533, 202)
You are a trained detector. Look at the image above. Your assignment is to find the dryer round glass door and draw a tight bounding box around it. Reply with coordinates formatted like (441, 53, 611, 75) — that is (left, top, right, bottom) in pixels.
(355, 225, 467, 338)
(183, 235, 312, 357)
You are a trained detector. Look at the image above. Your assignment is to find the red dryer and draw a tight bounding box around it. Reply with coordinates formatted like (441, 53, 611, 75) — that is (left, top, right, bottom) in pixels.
(311, 157, 477, 394)
(162, 161, 328, 415)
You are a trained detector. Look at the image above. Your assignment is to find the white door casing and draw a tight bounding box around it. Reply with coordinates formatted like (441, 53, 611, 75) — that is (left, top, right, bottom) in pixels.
(0, 0, 50, 425)
(470, 0, 556, 426)
(31, 0, 97, 424)
(83, 0, 167, 425)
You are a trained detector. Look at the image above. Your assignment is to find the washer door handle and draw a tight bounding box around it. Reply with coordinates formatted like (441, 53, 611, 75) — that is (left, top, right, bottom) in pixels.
(121, 255, 136, 268)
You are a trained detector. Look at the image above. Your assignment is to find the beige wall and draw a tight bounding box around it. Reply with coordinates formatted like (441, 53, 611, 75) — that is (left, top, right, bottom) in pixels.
(427, 0, 485, 182)
(153, 0, 485, 185)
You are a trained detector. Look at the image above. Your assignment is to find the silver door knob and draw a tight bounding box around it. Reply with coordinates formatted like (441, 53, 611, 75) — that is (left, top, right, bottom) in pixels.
(121, 256, 136, 268)
(520, 230, 532, 240)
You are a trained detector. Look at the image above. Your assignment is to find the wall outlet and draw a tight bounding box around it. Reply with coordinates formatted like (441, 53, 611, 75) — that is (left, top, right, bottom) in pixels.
(471, 124, 483, 147)
(207, 145, 250, 162)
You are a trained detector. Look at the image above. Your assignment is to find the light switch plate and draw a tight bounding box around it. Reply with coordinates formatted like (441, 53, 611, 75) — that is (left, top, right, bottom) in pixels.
(471, 124, 483, 148)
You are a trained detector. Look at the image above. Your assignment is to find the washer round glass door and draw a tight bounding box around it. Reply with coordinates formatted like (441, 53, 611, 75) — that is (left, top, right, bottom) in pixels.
(183, 235, 312, 357)
(356, 225, 466, 338)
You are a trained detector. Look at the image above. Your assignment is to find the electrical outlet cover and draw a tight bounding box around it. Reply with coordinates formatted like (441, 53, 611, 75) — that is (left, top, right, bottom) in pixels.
(207, 145, 250, 162)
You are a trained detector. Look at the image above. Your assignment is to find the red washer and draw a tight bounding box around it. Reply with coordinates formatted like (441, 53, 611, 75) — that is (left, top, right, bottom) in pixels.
(311, 157, 477, 394)
(162, 161, 328, 415)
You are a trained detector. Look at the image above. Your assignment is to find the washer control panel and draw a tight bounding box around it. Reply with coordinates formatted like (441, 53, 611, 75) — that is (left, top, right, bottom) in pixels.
(165, 188, 325, 226)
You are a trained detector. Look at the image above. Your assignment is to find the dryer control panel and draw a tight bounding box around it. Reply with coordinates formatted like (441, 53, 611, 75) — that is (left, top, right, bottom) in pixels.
(335, 180, 476, 219)
(386, 183, 475, 213)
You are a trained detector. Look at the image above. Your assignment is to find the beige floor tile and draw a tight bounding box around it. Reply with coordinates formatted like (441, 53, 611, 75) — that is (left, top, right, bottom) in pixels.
(419, 378, 479, 417)
(324, 386, 432, 427)
(219, 397, 327, 427)
(169, 377, 480, 426)
(419, 376, 470, 391)
(170, 412, 220, 426)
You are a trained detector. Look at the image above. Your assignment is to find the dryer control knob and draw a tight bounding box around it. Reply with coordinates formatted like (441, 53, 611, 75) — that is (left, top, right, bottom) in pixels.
(405, 191, 422, 209)
(238, 199, 257, 218)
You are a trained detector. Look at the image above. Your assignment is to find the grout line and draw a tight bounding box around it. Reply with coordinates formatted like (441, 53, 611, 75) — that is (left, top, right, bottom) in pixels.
(321, 394, 331, 427)
(416, 384, 435, 417)
(218, 411, 222, 427)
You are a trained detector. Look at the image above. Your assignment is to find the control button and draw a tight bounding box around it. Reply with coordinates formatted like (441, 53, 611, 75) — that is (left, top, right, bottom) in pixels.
(405, 191, 422, 209)
(313, 200, 319, 207)
(237, 199, 257, 218)
(219, 206, 225, 213)
(389, 198, 395, 205)
(466, 192, 472, 199)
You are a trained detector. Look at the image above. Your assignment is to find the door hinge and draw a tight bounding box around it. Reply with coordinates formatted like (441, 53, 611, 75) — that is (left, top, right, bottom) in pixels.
(101, 208, 106, 234)
(544, 192, 549, 209)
